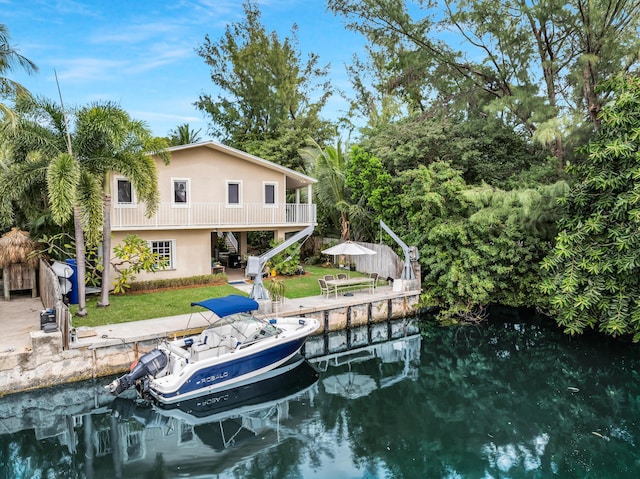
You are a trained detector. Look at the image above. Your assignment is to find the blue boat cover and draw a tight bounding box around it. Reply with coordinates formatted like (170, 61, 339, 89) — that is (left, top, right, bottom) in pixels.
(190, 295, 259, 317)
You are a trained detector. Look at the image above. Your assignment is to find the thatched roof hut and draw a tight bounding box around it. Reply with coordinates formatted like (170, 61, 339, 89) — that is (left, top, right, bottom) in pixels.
(0, 228, 40, 300)
(0, 228, 39, 269)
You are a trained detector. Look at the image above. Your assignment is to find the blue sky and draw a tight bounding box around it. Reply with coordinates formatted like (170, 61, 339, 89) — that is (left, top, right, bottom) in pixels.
(4, 0, 366, 139)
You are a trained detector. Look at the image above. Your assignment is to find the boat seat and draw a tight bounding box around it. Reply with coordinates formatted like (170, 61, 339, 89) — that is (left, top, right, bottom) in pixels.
(199, 330, 222, 347)
(190, 333, 240, 361)
(224, 335, 241, 351)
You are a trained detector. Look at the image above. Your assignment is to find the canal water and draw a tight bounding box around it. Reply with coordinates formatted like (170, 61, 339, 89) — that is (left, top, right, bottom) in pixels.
(1, 310, 639, 478)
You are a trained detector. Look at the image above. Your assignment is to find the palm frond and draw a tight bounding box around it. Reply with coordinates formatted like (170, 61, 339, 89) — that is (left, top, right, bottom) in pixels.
(77, 170, 103, 243)
(47, 152, 79, 225)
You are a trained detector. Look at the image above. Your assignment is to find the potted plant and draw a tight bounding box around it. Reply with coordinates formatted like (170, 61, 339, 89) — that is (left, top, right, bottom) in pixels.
(266, 277, 286, 304)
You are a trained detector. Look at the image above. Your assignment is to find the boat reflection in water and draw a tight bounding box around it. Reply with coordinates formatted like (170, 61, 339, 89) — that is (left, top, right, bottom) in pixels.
(110, 356, 319, 458)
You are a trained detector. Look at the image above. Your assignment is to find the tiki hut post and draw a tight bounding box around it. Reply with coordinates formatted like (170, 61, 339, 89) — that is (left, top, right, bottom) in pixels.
(0, 228, 39, 301)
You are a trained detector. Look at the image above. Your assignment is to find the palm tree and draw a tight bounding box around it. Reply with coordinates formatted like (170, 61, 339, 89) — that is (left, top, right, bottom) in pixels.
(73, 101, 169, 307)
(1, 96, 101, 316)
(0, 24, 38, 123)
(168, 123, 202, 146)
(300, 138, 352, 240)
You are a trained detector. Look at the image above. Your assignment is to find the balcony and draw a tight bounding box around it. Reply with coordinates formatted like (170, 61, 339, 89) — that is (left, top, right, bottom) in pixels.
(111, 202, 316, 231)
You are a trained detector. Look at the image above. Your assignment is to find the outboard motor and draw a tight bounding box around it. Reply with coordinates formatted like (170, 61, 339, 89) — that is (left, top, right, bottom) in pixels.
(109, 349, 168, 396)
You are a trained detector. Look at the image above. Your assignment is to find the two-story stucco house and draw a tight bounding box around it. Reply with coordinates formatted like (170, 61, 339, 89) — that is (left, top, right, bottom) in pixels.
(110, 141, 317, 281)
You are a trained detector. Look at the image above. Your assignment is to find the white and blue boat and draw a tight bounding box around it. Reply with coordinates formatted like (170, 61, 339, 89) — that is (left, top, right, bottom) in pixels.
(108, 295, 320, 404)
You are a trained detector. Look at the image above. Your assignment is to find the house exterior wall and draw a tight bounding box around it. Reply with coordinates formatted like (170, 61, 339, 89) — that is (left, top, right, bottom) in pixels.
(108, 143, 317, 283)
(152, 146, 285, 205)
(111, 229, 212, 282)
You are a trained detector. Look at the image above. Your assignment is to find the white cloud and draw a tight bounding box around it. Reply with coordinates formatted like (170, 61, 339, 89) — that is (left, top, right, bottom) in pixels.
(53, 0, 101, 17)
(90, 22, 181, 45)
(53, 58, 127, 82)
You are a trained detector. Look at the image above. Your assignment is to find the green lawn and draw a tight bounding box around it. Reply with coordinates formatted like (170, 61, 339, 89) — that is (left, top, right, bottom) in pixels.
(267, 265, 366, 299)
(71, 265, 362, 327)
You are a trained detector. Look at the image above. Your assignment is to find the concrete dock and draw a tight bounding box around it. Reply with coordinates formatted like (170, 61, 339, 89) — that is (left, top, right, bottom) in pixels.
(0, 275, 421, 396)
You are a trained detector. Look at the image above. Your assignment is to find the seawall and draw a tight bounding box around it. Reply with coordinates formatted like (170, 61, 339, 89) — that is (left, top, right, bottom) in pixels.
(0, 286, 421, 397)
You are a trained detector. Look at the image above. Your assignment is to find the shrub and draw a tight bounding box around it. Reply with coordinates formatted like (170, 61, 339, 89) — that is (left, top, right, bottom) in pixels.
(129, 273, 227, 293)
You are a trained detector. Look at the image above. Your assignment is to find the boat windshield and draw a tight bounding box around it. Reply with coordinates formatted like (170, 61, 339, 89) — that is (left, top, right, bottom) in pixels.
(219, 313, 281, 341)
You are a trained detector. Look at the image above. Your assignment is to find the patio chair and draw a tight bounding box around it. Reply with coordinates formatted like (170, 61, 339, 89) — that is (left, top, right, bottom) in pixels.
(337, 273, 348, 280)
(324, 274, 335, 281)
(369, 272, 380, 290)
(318, 278, 330, 298)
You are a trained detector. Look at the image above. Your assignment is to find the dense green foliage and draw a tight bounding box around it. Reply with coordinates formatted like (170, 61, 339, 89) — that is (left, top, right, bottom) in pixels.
(542, 75, 640, 341)
(395, 162, 566, 321)
(361, 115, 554, 188)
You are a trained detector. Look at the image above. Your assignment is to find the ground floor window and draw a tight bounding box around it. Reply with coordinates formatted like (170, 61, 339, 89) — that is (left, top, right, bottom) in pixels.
(149, 240, 175, 269)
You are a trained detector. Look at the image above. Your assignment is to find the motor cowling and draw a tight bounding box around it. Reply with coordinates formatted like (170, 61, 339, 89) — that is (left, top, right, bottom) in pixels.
(108, 349, 168, 396)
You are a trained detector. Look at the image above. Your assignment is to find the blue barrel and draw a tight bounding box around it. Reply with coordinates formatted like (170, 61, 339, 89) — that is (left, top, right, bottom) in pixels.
(65, 258, 79, 304)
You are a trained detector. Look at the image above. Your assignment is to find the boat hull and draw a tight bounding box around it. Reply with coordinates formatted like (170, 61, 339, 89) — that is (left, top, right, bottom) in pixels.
(150, 335, 311, 404)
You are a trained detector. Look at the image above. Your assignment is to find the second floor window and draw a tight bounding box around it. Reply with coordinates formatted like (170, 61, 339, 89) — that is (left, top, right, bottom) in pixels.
(227, 182, 241, 205)
(264, 183, 276, 205)
(173, 179, 189, 206)
(116, 179, 133, 205)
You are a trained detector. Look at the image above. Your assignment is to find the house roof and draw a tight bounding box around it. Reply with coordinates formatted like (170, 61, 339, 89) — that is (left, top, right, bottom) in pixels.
(167, 141, 317, 190)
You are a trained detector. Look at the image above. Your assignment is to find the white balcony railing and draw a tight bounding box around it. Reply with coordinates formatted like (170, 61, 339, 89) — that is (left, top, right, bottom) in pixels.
(111, 203, 316, 230)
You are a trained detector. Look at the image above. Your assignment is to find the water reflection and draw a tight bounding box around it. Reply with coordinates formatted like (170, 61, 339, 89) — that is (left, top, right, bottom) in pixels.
(107, 358, 320, 477)
(1, 314, 640, 478)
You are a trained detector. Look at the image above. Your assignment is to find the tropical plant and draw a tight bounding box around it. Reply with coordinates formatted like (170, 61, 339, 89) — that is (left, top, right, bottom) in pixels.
(72, 101, 169, 308)
(300, 138, 353, 239)
(266, 277, 286, 303)
(110, 234, 168, 294)
(0, 24, 38, 123)
(265, 237, 302, 276)
(167, 123, 202, 146)
(541, 74, 640, 341)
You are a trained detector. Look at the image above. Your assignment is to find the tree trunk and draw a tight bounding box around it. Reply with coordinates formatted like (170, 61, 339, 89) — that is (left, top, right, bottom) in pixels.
(99, 192, 111, 308)
(583, 64, 601, 130)
(73, 205, 87, 316)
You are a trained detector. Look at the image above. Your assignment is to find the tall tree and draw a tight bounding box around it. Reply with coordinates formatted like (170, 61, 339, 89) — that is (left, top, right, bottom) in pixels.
(541, 74, 640, 341)
(328, 0, 640, 164)
(195, 0, 335, 171)
(0, 97, 167, 310)
(1, 96, 98, 315)
(344, 145, 394, 240)
(300, 138, 352, 239)
(168, 123, 202, 146)
(0, 24, 38, 124)
(74, 102, 169, 308)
